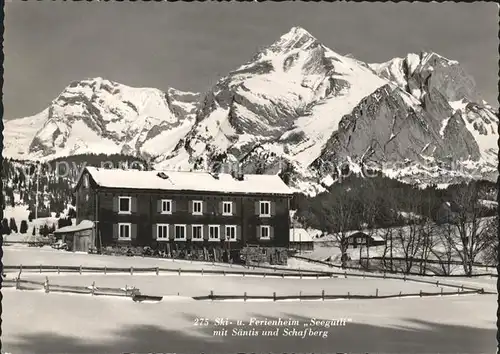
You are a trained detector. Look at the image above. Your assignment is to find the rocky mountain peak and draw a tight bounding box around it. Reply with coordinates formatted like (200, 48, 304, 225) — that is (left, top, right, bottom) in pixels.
(271, 26, 319, 52)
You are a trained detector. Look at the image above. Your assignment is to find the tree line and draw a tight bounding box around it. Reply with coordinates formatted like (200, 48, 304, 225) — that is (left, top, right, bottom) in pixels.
(293, 174, 497, 275)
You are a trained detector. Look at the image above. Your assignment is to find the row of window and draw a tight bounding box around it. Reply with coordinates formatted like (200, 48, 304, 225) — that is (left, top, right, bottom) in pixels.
(118, 197, 272, 217)
(117, 223, 272, 241)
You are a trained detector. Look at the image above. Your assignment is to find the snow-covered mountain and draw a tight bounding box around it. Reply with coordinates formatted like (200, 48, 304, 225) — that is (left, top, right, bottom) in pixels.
(4, 77, 201, 161)
(4, 27, 498, 194)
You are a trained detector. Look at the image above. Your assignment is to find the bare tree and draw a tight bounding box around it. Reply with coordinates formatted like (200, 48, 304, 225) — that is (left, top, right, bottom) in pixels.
(445, 183, 495, 276)
(360, 189, 379, 270)
(418, 195, 438, 275)
(396, 195, 426, 274)
(380, 227, 395, 272)
(318, 188, 356, 268)
(430, 222, 459, 275)
(482, 217, 498, 266)
(417, 222, 433, 275)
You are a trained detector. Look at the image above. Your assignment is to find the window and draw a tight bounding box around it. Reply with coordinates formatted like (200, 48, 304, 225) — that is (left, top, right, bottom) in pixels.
(118, 223, 131, 240)
(222, 201, 233, 216)
(119, 196, 131, 214)
(175, 225, 186, 241)
(192, 225, 203, 241)
(161, 199, 172, 214)
(208, 225, 220, 241)
(259, 225, 270, 240)
(259, 201, 271, 217)
(157, 224, 169, 241)
(192, 200, 203, 215)
(225, 225, 237, 242)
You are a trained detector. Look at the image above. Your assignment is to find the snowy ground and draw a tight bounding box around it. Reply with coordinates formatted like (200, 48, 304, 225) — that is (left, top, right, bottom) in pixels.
(3, 245, 303, 274)
(304, 242, 497, 276)
(2, 290, 496, 354)
(5, 246, 476, 297)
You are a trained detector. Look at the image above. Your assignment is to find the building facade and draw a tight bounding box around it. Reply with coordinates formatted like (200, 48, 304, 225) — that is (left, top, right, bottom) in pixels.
(75, 167, 293, 258)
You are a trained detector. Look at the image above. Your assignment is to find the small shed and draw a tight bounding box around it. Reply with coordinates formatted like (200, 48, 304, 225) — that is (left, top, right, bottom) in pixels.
(289, 228, 314, 251)
(54, 220, 94, 252)
(346, 230, 386, 249)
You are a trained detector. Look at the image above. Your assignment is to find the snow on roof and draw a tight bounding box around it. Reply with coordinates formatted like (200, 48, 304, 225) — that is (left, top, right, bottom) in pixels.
(345, 230, 385, 242)
(289, 228, 314, 242)
(85, 167, 293, 195)
(54, 220, 94, 234)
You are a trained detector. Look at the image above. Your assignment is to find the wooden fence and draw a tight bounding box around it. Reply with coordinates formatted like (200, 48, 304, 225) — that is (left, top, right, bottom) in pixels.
(293, 255, 498, 278)
(3, 264, 339, 279)
(194, 287, 491, 301)
(2, 264, 493, 295)
(3, 276, 492, 303)
(2, 277, 139, 298)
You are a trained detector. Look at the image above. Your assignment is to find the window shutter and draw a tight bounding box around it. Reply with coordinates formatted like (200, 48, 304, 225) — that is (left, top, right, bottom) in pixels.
(172, 200, 176, 213)
(187, 225, 192, 240)
(256, 225, 260, 239)
(113, 197, 118, 212)
(152, 224, 157, 240)
(169, 224, 174, 240)
(255, 201, 259, 215)
(203, 201, 207, 214)
(188, 200, 193, 213)
(131, 224, 137, 240)
(203, 225, 209, 240)
(237, 225, 242, 240)
(271, 201, 276, 216)
(219, 201, 223, 215)
(112, 224, 118, 240)
(131, 197, 137, 213)
(157, 200, 161, 213)
(270, 226, 274, 240)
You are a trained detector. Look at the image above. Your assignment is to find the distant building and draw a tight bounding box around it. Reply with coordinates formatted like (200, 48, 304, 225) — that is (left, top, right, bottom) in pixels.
(289, 228, 314, 251)
(74, 167, 293, 261)
(345, 230, 385, 248)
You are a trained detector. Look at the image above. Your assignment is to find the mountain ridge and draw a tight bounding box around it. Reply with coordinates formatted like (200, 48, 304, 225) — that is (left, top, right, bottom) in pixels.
(4, 26, 498, 195)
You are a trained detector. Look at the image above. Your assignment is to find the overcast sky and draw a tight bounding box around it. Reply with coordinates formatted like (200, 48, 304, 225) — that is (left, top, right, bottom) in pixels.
(4, 1, 498, 119)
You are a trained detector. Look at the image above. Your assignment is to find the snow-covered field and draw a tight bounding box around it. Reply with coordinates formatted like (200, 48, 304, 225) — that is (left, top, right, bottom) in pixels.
(3, 245, 282, 273)
(3, 235, 495, 353)
(2, 290, 495, 354)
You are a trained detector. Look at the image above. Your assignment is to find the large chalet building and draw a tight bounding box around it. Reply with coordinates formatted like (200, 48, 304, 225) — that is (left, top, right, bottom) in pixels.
(75, 167, 293, 260)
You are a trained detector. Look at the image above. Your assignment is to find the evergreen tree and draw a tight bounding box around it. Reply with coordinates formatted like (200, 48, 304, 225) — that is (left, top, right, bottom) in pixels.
(1, 218, 11, 235)
(20, 220, 28, 234)
(40, 224, 50, 237)
(9, 218, 18, 233)
(68, 208, 76, 219)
